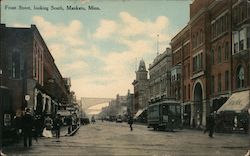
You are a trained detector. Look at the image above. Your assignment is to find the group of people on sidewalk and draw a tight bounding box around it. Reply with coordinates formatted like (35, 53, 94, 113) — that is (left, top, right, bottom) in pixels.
(14, 108, 63, 148)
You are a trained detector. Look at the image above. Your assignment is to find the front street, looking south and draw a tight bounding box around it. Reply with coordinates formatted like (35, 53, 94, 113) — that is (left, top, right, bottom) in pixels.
(3, 122, 249, 156)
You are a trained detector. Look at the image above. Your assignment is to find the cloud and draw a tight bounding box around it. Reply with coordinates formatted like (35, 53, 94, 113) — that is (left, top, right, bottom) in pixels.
(32, 16, 85, 46)
(19, 14, 171, 98)
(93, 20, 117, 39)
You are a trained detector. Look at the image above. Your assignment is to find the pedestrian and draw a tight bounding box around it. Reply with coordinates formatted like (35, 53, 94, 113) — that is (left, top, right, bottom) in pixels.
(22, 108, 34, 147)
(43, 115, 53, 138)
(91, 116, 95, 124)
(33, 115, 41, 142)
(13, 112, 23, 142)
(53, 114, 62, 140)
(204, 113, 215, 138)
(128, 116, 133, 131)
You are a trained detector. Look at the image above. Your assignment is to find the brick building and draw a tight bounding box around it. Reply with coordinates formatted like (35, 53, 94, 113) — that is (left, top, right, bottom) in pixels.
(0, 24, 70, 120)
(170, 25, 191, 127)
(170, 0, 250, 128)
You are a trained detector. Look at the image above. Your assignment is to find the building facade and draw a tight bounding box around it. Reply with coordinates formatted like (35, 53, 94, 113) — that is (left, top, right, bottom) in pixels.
(0, 24, 70, 121)
(132, 59, 149, 115)
(148, 48, 172, 105)
(170, 0, 250, 128)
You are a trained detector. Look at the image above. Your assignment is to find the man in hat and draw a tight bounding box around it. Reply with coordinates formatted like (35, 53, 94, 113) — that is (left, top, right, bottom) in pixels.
(22, 108, 34, 147)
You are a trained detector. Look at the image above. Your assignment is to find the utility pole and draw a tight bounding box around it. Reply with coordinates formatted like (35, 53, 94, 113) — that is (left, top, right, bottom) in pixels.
(157, 34, 159, 56)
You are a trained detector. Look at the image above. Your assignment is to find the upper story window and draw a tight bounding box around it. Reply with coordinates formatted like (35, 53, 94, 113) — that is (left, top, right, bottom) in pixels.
(233, 32, 239, 54)
(211, 12, 229, 40)
(239, 29, 245, 51)
(200, 29, 203, 44)
(233, 27, 249, 54)
(12, 50, 21, 79)
(224, 42, 229, 60)
(236, 65, 245, 89)
(218, 46, 222, 63)
(193, 53, 203, 73)
(211, 49, 214, 65)
(247, 27, 250, 48)
(233, 1, 248, 25)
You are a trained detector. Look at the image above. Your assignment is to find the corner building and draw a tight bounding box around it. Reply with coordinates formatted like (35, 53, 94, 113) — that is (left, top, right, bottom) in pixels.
(0, 24, 70, 120)
(171, 0, 250, 128)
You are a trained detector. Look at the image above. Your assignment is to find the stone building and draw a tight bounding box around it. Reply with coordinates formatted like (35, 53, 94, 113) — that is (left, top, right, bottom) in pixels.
(0, 24, 70, 119)
(148, 48, 172, 105)
(132, 59, 149, 115)
(170, 0, 250, 128)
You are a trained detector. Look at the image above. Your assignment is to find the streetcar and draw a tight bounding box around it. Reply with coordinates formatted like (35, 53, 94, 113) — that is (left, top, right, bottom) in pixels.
(147, 100, 182, 131)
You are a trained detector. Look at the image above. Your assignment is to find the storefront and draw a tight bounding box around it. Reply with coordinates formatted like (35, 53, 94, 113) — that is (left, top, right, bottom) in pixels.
(217, 90, 249, 133)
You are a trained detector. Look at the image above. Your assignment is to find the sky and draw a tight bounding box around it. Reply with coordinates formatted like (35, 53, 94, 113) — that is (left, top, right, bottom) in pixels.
(1, 0, 191, 99)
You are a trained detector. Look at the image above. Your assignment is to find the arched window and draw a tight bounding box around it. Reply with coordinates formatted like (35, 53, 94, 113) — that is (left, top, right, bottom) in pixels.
(211, 49, 214, 65)
(225, 42, 229, 60)
(218, 46, 221, 63)
(200, 29, 203, 43)
(237, 66, 245, 88)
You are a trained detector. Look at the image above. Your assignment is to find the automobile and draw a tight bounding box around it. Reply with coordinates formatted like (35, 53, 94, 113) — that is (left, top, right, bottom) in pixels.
(81, 117, 90, 125)
(116, 118, 122, 123)
(116, 115, 123, 123)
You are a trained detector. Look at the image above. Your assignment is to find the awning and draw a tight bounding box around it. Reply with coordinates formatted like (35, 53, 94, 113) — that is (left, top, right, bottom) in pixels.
(217, 90, 250, 113)
(134, 109, 143, 119)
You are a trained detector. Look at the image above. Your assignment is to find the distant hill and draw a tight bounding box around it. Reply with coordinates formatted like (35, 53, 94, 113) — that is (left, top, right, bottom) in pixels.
(81, 97, 113, 109)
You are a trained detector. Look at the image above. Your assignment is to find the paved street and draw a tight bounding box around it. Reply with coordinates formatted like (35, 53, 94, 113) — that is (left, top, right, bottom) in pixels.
(3, 121, 249, 156)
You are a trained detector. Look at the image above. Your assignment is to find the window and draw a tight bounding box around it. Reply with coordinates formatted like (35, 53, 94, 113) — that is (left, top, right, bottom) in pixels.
(239, 29, 245, 51)
(193, 53, 203, 72)
(12, 52, 20, 79)
(192, 34, 195, 48)
(225, 42, 229, 60)
(218, 73, 221, 92)
(184, 85, 186, 100)
(237, 66, 245, 88)
(211, 76, 214, 94)
(196, 32, 199, 46)
(248, 1, 250, 18)
(211, 49, 214, 65)
(225, 71, 229, 90)
(233, 32, 239, 54)
(247, 27, 250, 48)
(200, 29, 203, 43)
(188, 84, 190, 99)
(218, 46, 221, 63)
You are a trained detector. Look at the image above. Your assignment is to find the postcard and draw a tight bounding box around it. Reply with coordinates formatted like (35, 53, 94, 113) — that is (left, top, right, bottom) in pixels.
(0, 0, 249, 155)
